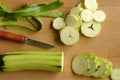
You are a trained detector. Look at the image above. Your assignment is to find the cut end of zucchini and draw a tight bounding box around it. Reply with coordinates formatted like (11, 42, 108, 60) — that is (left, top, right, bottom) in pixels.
(60, 26, 80, 45)
(92, 57, 108, 77)
(77, 2, 85, 12)
(53, 17, 65, 30)
(61, 52, 64, 72)
(72, 55, 89, 75)
(70, 7, 81, 15)
(72, 53, 113, 79)
(110, 68, 120, 80)
(81, 21, 101, 38)
(93, 10, 106, 22)
(81, 9, 93, 22)
(84, 0, 98, 10)
(65, 15, 82, 28)
(84, 54, 100, 76)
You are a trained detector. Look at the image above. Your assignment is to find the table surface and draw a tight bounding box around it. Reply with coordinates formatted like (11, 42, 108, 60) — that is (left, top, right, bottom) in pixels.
(0, 0, 120, 80)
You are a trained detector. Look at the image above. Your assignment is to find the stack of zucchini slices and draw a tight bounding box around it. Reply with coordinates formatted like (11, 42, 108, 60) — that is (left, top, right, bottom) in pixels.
(72, 53, 113, 78)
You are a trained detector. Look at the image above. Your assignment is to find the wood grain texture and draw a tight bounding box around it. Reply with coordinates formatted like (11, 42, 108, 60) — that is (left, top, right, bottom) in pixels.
(0, 0, 120, 80)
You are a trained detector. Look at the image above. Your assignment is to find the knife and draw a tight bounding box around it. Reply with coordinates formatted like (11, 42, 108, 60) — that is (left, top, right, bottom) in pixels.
(0, 30, 55, 49)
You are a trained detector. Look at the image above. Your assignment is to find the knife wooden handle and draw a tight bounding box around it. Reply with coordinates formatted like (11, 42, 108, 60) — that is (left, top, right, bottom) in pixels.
(0, 30, 25, 43)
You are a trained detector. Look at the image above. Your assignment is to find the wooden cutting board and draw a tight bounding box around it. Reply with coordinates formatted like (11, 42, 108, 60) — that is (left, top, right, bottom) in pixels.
(0, 0, 120, 80)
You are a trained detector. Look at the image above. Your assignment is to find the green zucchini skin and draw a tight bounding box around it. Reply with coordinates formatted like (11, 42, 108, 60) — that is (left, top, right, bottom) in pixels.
(0, 0, 64, 32)
(0, 51, 64, 72)
(0, 55, 4, 71)
(1, 1, 64, 17)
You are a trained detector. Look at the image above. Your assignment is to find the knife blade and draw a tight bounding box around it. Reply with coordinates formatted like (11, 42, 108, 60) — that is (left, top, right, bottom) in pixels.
(0, 30, 55, 49)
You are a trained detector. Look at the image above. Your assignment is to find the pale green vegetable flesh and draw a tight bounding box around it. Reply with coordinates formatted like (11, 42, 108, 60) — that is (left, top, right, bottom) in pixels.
(77, 2, 85, 12)
(60, 27, 80, 45)
(72, 55, 89, 75)
(93, 10, 106, 22)
(70, 7, 81, 15)
(92, 58, 108, 77)
(81, 21, 101, 38)
(84, 54, 100, 76)
(84, 0, 98, 10)
(100, 59, 113, 78)
(81, 9, 93, 22)
(110, 68, 120, 80)
(65, 15, 82, 30)
(72, 53, 113, 78)
(53, 17, 65, 30)
(0, 51, 64, 72)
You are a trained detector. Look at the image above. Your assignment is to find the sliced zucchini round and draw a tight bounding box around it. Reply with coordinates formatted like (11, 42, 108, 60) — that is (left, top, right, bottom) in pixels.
(81, 21, 101, 38)
(77, 2, 85, 12)
(84, 54, 100, 76)
(81, 9, 93, 22)
(70, 7, 81, 15)
(91, 4, 98, 12)
(72, 55, 89, 75)
(110, 68, 120, 80)
(60, 26, 80, 45)
(53, 17, 65, 30)
(65, 15, 82, 29)
(92, 57, 109, 78)
(93, 10, 106, 22)
(100, 58, 113, 78)
(84, 0, 98, 10)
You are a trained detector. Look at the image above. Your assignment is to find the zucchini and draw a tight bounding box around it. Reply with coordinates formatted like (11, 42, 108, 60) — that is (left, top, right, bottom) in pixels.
(100, 58, 113, 78)
(110, 68, 120, 80)
(8, 0, 64, 17)
(70, 7, 81, 15)
(72, 53, 113, 79)
(53, 17, 65, 30)
(60, 26, 80, 45)
(84, 54, 100, 76)
(77, 2, 85, 12)
(92, 57, 109, 78)
(84, 0, 98, 10)
(0, 51, 64, 72)
(38, 9, 64, 18)
(65, 15, 82, 30)
(81, 9, 93, 22)
(93, 10, 106, 22)
(72, 55, 89, 75)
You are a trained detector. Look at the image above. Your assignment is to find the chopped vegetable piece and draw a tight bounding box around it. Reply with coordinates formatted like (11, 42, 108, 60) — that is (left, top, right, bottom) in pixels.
(65, 15, 82, 30)
(93, 10, 106, 22)
(53, 17, 65, 30)
(84, 54, 100, 76)
(71, 53, 113, 79)
(70, 7, 81, 15)
(77, 2, 85, 12)
(92, 57, 108, 78)
(81, 21, 101, 38)
(84, 0, 98, 10)
(60, 26, 80, 45)
(110, 68, 120, 80)
(81, 9, 93, 22)
(72, 55, 89, 75)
